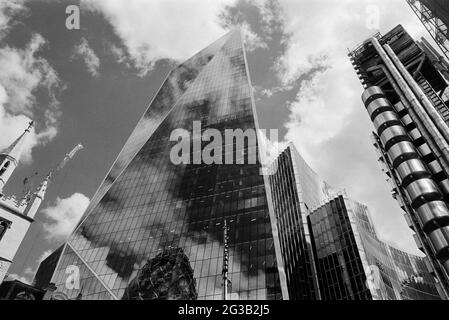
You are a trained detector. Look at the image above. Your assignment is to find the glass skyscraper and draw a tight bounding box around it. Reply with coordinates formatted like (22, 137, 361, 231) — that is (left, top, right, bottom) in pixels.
(309, 194, 441, 300)
(49, 29, 285, 300)
(269, 144, 441, 300)
(268, 143, 333, 299)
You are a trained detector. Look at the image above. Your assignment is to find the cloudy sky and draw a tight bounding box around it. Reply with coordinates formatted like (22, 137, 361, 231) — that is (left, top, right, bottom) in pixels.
(0, 0, 439, 283)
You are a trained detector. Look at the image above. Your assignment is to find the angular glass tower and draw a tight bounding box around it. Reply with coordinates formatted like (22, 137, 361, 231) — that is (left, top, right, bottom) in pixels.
(50, 29, 284, 300)
(309, 194, 441, 300)
(268, 143, 333, 299)
(269, 144, 441, 300)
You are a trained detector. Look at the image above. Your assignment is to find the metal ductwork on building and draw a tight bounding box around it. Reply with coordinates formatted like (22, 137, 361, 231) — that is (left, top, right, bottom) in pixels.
(384, 44, 449, 146)
(416, 201, 449, 233)
(362, 86, 449, 276)
(429, 227, 449, 260)
(369, 38, 449, 168)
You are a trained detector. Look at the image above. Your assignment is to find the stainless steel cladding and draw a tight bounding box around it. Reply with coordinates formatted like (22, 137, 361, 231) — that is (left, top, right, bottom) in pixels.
(429, 227, 449, 259)
(384, 44, 449, 148)
(444, 259, 449, 273)
(405, 178, 441, 205)
(396, 159, 429, 184)
(362, 86, 384, 104)
(388, 141, 416, 164)
(366, 98, 391, 119)
(373, 111, 400, 132)
(362, 85, 449, 279)
(440, 180, 449, 195)
(379, 125, 408, 148)
(416, 201, 449, 232)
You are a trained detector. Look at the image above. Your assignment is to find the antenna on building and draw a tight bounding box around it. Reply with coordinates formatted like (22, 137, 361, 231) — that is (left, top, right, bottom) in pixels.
(222, 219, 231, 300)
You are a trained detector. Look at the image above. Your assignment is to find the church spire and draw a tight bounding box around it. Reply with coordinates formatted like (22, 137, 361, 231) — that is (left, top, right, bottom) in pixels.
(23, 143, 83, 218)
(0, 121, 34, 193)
(22, 174, 49, 219)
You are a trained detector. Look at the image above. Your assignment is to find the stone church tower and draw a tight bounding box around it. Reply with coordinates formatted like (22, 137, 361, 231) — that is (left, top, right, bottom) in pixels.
(0, 122, 51, 283)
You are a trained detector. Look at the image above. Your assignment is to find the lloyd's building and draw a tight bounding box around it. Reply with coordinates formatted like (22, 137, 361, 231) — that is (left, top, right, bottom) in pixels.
(349, 25, 449, 298)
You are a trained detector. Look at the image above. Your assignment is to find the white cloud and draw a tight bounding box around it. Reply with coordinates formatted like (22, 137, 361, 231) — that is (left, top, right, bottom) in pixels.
(241, 22, 267, 52)
(5, 250, 54, 285)
(0, 34, 59, 117)
(42, 193, 90, 241)
(0, 0, 25, 40)
(276, 0, 434, 255)
(77, 0, 429, 255)
(37, 249, 53, 264)
(275, 0, 432, 85)
(72, 37, 100, 77)
(81, 0, 236, 75)
(109, 43, 128, 65)
(0, 3, 62, 163)
(4, 273, 31, 284)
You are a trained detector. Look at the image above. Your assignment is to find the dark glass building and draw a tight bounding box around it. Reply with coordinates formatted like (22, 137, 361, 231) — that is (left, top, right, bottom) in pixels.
(268, 143, 333, 299)
(269, 144, 441, 300)
(0, 279, 45, 300)
(349, 24, 449, 298)
(33, 245, 64, 289)
(49, 29, 285, 300)
(309, 194, 441, 300)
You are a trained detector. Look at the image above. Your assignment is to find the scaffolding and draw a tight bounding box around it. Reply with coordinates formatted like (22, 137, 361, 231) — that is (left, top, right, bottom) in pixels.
(407, 0, 449, 60)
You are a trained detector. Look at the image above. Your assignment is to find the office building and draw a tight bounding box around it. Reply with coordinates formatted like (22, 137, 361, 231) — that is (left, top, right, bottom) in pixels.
(407, 0, 449, 60)
(49, 29, 286, 300)
(309, 194, 441, 300)
(33, 245, 64, 290)
(267, 143, 333, 299)
(349, 24, 449, 298)
(269, 144, 441, 300)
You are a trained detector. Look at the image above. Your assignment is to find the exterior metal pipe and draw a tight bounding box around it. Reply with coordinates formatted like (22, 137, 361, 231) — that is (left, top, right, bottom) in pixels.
(362, 85, 449, 293)
(374, 64, 449, 175)
(368, 38, 449, 169)
(429, 227, 449, 260)
(384, 44, 449, 152)
(416, 201, 449, 233)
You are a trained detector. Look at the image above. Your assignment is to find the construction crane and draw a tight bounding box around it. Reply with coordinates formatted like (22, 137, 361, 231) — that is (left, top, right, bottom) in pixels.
(45, 143, 84, 182)
(20, 144, 83, 202)
(18, 143, 84, 276)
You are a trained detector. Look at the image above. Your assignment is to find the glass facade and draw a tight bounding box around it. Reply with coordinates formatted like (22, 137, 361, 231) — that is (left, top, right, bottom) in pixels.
(268, 143, 440, 300)
(33, 245, 63, 289)
(50, 29, 283, 300)
(309, 196, 373, 300)
(121, 247, 197, 300)
(309, 195, 441, 300)
(268, 144, 333, 299)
